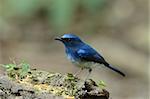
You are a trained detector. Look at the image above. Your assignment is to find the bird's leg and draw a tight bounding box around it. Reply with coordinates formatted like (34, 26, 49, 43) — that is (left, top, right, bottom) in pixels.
(77, 68, 92, 89)
(74, 68, 83, 77)
(84, 68, 92, 81)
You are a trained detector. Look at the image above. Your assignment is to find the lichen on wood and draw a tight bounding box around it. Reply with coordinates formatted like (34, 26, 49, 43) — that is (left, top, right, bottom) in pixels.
(0, 62, 109, 99)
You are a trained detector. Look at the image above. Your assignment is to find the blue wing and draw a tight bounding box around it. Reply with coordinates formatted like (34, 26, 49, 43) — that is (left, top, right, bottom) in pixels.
(76, 45, 125, 77)
(77, 45, 106, 64)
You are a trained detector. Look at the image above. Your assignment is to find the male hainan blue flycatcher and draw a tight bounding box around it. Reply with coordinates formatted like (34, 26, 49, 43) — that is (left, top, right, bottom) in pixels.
(55, 34, 125, 78)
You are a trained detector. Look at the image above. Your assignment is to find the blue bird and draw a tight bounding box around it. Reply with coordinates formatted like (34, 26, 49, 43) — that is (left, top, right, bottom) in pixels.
(55, 34, 125, 77)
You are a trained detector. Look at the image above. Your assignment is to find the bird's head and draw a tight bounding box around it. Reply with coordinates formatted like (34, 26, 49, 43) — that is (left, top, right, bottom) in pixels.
(55, 34, 84, 47)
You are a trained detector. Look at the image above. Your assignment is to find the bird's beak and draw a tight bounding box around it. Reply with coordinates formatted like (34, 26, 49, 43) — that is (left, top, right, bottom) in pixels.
(55, 37, 63, 41)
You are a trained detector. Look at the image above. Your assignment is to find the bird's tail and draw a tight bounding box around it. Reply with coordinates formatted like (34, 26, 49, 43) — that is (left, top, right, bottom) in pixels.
(103, 62, 125, 77)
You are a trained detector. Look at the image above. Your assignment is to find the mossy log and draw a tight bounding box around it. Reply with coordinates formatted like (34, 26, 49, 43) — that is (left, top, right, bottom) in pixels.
(0, 65, 109, 99)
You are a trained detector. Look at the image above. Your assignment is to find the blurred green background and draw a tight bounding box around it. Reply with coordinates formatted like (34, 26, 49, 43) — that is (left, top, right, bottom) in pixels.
(0, 0, 149, 99)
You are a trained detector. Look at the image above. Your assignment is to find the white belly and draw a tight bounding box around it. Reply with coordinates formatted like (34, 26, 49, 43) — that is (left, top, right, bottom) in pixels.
(67, 53, 97, 69)
(73, 61, 96, 69)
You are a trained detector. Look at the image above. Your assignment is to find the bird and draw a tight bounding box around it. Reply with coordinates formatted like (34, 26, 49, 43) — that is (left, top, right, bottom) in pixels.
(55, 34, 125, 77)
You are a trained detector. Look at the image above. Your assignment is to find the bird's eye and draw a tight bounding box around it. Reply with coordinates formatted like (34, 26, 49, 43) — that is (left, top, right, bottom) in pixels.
(65, 38, 71, 42)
